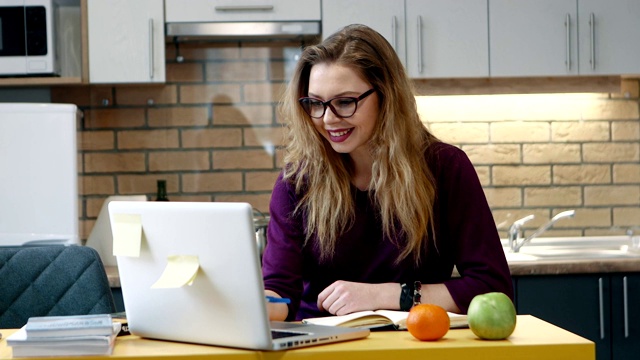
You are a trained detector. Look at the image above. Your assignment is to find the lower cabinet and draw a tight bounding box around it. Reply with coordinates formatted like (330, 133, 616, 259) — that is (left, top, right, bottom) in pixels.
(515, 273, 640, 360)
(610, 275, 640, 359)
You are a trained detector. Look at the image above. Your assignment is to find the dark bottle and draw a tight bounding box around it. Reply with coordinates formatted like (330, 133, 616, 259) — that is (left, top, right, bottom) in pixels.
(155, 180, 169, 201)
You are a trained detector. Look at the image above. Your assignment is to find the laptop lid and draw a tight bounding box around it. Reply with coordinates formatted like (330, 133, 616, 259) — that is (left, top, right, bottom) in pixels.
(108, 201, 369, 351)
(86, 195, 147, 266)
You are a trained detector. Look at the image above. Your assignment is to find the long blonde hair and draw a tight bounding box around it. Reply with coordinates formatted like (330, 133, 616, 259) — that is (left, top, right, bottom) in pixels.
(281, 24, 439, 264)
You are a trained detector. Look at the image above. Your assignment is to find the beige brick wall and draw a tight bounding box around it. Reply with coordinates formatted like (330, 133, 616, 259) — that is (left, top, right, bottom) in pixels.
(52, 41, 293, 239)
(420, 92, 640, 238)
(52, 43, 640, 241)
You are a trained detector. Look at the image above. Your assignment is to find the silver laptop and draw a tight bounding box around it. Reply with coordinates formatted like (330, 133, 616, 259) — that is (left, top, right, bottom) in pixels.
(108, 201, 369, 351)
(86, 195, 147, 266)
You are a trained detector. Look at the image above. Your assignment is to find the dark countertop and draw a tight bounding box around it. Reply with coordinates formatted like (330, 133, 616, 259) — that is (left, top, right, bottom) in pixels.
(105, 257, 640, 288)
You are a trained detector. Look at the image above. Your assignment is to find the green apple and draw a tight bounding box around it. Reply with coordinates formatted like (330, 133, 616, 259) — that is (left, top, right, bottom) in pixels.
(467, 292, 517, 340)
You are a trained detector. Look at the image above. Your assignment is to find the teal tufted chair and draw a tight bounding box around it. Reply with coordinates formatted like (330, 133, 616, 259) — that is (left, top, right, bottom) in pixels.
(0, 245, 116, 329)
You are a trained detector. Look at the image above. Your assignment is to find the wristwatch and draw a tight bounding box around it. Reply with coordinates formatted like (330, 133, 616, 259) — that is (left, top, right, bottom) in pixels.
(400, 281, 422, 311)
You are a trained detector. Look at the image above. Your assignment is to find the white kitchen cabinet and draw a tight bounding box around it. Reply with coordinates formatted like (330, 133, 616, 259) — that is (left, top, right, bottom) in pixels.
(322, 0, 488, 79)
(577, 0, 640, 76)
(490, 0, 640, 77)
(321, 0, 406, 67)
(87, 0, 165, 84)
(165, 0, 320, 22)
(405, 0, 489, 78)
(489, 0, 578, 77)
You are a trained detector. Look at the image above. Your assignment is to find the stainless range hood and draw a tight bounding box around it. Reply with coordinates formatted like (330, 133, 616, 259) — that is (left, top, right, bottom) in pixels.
(166, 21, 321, 42)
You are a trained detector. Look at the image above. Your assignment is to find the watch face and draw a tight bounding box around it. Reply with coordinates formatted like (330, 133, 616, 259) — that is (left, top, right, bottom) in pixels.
(413, 281, 422, 306)
(400, 283, 413, 311)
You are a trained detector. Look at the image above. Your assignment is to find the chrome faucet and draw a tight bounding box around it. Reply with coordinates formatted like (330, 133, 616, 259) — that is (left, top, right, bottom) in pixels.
(508, 210, 576, 252)
(508, 214, 534, 252)
(627, 227, 640, 251)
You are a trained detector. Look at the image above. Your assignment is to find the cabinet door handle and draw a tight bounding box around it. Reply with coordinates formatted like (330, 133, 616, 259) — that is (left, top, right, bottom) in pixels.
(417, 16, 423, 74)
(564, 14, 571, 71)
(391, 16, 397, 51)
(214, 5, 274, 12)
(149, 18, 154, 80)
(598, 277, 605, 340)
(623, 276, 629, 338)
(589, 13, 596, 70)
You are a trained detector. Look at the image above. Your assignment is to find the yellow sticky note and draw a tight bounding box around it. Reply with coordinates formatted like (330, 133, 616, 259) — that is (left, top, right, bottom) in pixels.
(151, 255, 200, 289)
(111, 213, 142, 257)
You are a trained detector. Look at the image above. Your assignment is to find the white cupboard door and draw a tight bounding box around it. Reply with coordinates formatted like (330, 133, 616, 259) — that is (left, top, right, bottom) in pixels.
(88, 0, 165, 83)
(321, 0, 406, 68)
(165, 0, 321, 22)
(406, 0, 489, 78)
(578, 0, 640, 75)
(489, 0, 578, 77)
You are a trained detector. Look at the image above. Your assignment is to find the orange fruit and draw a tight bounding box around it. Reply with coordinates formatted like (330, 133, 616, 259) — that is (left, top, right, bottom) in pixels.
(406, 304, 450, 341)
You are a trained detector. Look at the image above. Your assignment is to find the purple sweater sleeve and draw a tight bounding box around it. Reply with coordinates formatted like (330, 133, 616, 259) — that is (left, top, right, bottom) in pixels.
(261, 174, 305, 320)
(432, 145, 513, 312)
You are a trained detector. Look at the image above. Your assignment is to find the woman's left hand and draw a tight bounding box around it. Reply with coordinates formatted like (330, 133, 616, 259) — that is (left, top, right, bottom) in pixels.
(317, 281, 400, 315)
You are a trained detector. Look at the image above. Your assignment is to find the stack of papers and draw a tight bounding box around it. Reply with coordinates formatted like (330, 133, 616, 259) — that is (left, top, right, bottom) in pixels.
(6, 314, 120, 357)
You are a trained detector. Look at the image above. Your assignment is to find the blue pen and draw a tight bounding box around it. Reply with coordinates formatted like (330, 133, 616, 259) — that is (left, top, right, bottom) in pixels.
(266, 296, 291, 304)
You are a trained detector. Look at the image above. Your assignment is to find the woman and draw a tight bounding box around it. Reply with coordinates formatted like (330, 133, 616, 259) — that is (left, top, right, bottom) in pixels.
(263, 24, 512, 321)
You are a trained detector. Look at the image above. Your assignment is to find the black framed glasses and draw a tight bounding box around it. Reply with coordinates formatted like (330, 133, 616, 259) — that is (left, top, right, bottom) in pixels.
(298, 89, 375, 119)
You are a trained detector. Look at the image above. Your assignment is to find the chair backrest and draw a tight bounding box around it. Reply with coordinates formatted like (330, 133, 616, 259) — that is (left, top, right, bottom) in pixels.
(0, 245, 116, 328)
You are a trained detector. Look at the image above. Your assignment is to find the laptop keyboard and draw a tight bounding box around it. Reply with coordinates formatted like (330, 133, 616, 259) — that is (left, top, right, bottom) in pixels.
(271, 330, 308, 339)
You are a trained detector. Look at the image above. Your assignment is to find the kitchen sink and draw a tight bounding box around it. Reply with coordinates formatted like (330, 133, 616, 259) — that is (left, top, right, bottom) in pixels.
(502, 236, 640, 262)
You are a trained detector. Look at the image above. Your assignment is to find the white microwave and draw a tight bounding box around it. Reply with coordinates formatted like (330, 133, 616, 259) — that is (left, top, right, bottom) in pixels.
(0, 0, 58, 76)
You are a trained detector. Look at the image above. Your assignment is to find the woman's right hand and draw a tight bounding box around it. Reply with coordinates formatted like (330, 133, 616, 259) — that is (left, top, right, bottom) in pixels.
(265, 290, 289, 321)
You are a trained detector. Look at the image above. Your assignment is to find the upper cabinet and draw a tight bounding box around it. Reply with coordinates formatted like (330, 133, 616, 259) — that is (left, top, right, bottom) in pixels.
(490, 0, 577, 77)
(165, 0, 320, 22)
(1, 0, 639, 87)
(322, 0, 406, 67)
(405, 0, 488, 78)
(87, 0, 165, 84)
(577, 0, 640, 76)
(490, 0, 640, 77)
(322, 0, 488, 79)
(322, 0, 640, 79)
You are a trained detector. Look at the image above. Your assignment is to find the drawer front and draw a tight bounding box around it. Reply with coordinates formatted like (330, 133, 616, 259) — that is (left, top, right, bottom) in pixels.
(166, 0, 320, 22)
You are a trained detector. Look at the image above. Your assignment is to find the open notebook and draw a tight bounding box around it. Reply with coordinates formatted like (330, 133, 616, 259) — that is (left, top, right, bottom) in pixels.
(303, 309, 468, 330)
(108, 201, 369, 351)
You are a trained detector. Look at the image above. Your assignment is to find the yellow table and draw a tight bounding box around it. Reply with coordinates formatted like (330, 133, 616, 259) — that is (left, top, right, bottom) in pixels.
(0, 315, 594, 360)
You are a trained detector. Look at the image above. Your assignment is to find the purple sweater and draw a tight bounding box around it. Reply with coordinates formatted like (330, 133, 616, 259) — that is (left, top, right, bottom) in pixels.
(262, 142, 513, 321)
